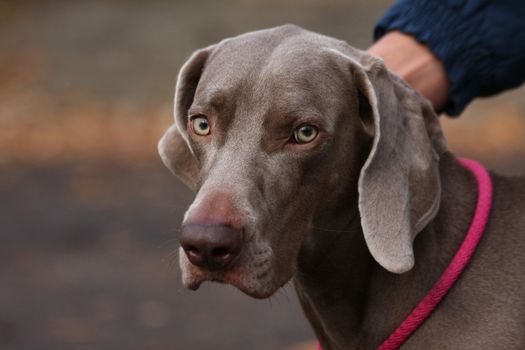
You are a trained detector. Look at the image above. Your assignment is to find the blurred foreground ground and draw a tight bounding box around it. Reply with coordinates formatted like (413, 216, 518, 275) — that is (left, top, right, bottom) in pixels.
(1, 1, 524, 350)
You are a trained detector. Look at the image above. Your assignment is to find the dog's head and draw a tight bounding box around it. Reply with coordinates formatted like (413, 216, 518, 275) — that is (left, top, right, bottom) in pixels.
(159, 25, 446, 298)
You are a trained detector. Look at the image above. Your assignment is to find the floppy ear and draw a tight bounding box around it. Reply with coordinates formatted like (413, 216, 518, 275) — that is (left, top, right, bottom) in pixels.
(158, 124, 199, 191)
(327, 48, 447, 273)
(158, 45, 216, 192)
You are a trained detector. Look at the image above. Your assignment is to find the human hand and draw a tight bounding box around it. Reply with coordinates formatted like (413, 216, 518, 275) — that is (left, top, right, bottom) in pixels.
(368, 31, 449, 112)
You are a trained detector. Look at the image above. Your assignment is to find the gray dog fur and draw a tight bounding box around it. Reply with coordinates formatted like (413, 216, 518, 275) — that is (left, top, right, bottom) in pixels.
(158, 25, 525, 349)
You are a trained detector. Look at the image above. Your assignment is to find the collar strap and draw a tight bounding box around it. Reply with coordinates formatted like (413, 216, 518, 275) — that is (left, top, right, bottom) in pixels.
(318, 158, 493, 350)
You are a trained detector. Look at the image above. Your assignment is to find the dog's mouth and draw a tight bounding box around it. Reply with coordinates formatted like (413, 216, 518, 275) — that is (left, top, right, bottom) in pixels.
(185, 270, 267, 298)
(179, 246, 287, 299)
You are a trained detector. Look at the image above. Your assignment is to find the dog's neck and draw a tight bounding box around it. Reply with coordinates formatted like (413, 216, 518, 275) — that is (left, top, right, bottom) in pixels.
(293, 152, 478, 349)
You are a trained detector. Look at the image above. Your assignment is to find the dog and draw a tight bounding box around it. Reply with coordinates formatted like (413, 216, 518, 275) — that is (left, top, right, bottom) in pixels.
(158, 25, 525, 349)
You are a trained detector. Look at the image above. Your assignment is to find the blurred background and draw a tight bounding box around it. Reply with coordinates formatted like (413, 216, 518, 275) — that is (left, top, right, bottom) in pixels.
(0, 1, 524, 350)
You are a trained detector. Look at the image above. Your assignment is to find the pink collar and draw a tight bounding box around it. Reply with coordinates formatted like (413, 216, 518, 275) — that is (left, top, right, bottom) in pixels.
(318, 158, 493, 350)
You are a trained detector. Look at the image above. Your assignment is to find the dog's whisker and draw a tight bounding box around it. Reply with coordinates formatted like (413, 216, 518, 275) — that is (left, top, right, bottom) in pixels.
(162, 237, 181, 247)
(163, 249, 181, 272)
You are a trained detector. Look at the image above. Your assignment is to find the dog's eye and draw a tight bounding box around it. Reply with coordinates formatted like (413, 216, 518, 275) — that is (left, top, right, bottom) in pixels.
(191, 116, 210, 136)
(293, 124, 318, 144)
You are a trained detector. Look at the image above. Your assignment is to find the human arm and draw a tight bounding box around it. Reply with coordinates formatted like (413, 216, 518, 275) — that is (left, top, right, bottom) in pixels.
(369, 0, 525, 116)
(368, 31, 449, 112)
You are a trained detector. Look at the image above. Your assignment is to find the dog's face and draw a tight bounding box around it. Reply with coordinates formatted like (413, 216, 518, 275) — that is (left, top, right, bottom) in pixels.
(159, 25, 446, 298)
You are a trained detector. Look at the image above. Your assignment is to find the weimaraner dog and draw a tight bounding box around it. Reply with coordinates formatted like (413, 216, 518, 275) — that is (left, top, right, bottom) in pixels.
(158, 25, 525, 349)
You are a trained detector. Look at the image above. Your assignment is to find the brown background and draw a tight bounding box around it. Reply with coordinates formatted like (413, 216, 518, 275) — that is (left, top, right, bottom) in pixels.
(1, 1, 524, 350)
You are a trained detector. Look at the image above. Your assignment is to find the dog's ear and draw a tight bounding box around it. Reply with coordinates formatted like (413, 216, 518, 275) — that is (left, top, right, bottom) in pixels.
(327, 48, 447, 273)
(158, 45, 216, 192)
(158, 124, 199, 191)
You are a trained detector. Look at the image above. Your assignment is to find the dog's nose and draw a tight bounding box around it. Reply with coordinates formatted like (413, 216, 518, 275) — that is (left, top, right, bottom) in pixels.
(180, 223, 243, 271)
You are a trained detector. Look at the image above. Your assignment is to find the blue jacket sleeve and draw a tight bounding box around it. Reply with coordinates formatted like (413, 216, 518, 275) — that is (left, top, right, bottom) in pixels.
(374, 0, 525, 116)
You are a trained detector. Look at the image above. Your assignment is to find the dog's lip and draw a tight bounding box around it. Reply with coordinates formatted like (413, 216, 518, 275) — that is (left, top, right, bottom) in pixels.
(185, 268, 242, 290)
(186, 273, 230, 290)
(183, 266, 277, 299)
